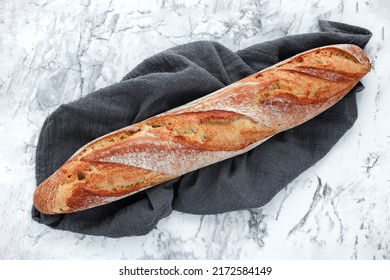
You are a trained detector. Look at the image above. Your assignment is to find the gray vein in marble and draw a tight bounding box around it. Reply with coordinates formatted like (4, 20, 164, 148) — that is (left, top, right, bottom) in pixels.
(248, 209, 267, 247)
(287, 176, 326, 238)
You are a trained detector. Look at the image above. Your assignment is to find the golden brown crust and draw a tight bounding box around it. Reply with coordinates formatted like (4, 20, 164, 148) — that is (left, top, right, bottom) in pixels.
(34, 161, 175, 213)
(33, 44, 371, 214)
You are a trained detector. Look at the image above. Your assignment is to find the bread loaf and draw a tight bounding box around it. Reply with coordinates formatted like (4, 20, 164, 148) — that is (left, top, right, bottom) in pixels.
(33, 44, 371, 214)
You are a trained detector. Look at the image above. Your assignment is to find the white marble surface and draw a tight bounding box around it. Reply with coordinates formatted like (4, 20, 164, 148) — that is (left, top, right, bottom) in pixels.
(1, 0, 389, 259)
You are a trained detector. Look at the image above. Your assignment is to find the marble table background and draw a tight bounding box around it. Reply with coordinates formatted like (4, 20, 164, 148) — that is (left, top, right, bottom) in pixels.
(1, 0, 389, 259)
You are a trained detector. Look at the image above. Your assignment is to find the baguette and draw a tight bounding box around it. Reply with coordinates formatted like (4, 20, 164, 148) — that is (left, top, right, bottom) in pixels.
(34, 44, 371, 214)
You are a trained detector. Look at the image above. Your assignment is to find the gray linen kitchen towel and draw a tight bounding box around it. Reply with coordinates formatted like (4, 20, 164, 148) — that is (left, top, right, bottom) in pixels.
(32, 20, 372, 237)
